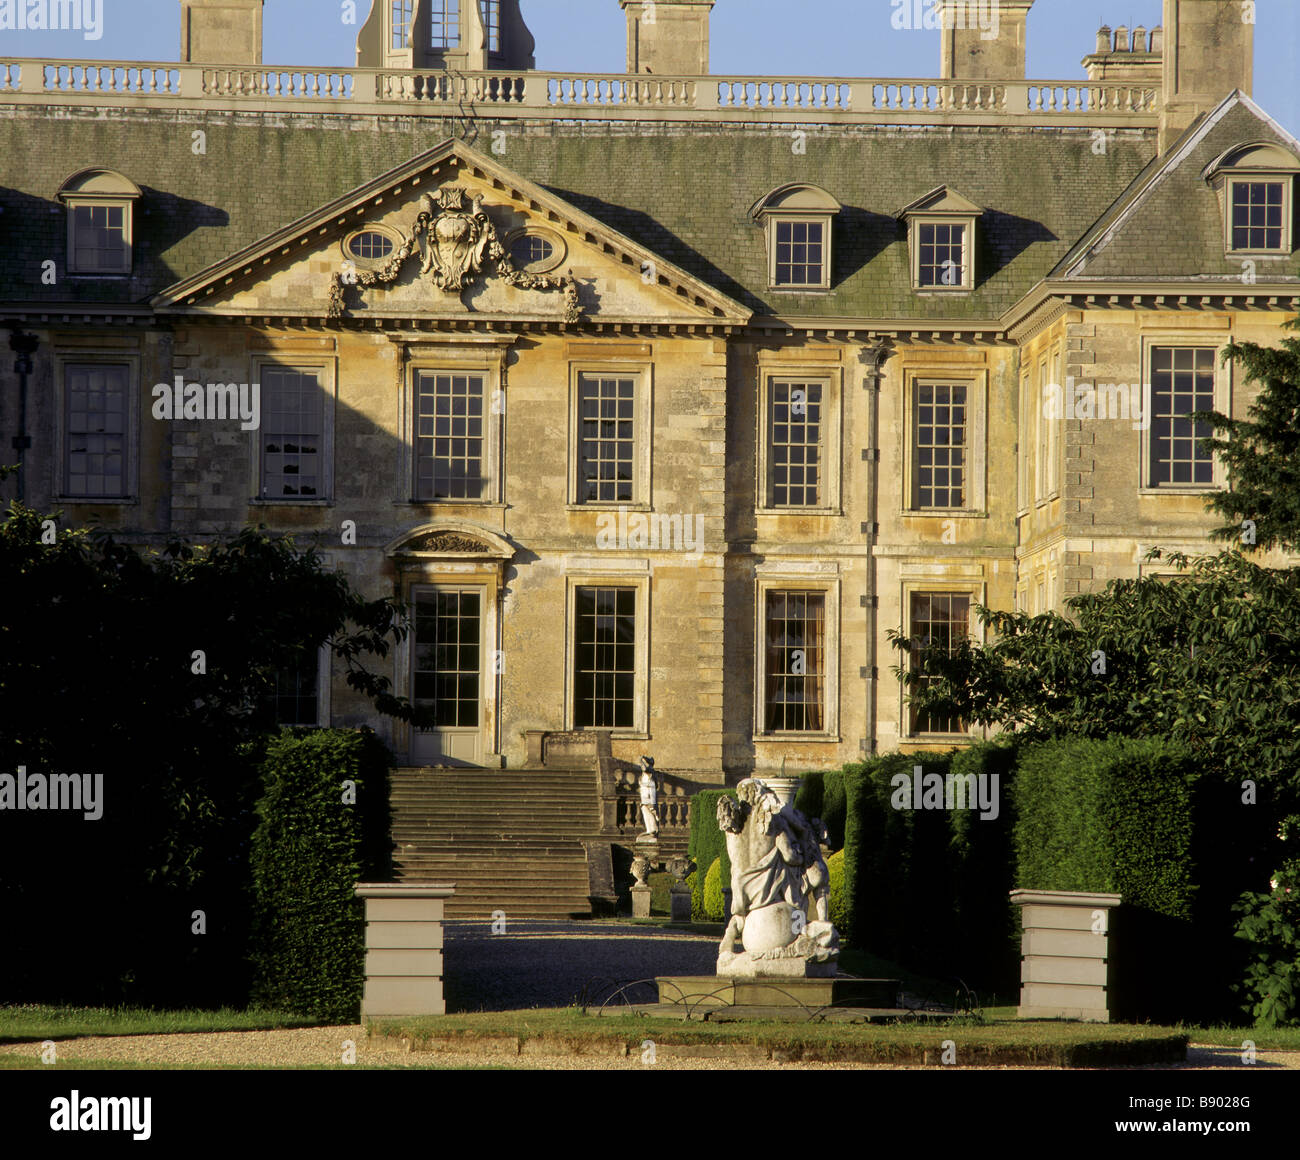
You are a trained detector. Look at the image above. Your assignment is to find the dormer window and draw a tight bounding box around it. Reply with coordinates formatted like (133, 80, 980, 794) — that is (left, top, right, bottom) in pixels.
(57, 168, 141, 276)
(1205, 142, 1300, 256)
(750, 183, 841, 291)
(900, 187, 983, 292)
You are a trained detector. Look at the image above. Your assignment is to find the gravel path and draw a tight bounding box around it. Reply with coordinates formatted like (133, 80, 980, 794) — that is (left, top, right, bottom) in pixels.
(442, 920, 719, 1012)
(4, 923, 1296, 1070)
(4, 1032, 1297, 1070)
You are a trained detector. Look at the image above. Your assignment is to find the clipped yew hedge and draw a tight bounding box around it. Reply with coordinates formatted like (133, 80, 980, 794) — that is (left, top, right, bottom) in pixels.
(248, 728, 392, 1021)
(688, 788, 736, 920)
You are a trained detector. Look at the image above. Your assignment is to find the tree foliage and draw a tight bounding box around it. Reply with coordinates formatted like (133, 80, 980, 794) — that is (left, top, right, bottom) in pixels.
(1198, 316, 1300, 554)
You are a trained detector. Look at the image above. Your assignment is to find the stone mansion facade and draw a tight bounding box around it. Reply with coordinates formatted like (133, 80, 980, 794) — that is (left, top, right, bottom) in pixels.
(2, 0, 1297, 784)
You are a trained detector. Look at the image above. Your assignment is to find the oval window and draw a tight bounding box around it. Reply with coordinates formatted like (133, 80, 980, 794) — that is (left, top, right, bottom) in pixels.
(348, 230, 394, 261)
(511, 234, 554, 268)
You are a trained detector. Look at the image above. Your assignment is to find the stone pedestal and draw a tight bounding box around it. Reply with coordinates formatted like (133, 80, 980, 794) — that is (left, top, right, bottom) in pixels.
(631, 884, 653, 918)
(669, 883, 692, 922)
(354, 881, 455, 1020)
(1011, 888, 1120, 1022)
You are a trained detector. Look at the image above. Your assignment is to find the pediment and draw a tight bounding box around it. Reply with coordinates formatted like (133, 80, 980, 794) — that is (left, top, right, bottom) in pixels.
(385, 523, 514, 561)
(898, 186, 983, 218)
(151, 138, 750, 328)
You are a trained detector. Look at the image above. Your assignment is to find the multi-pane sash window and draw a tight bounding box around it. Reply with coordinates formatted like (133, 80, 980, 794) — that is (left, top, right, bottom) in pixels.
(1232, 181, 1285, 251)
(431, 0, 460, 47)
(574, 587, 635, 729)
(414, 590, 481, 728)
(914, 384, 967, 508)
(1150, 347, 1215, 487)
(65, 364, 128, 497)
(72, 205, 128, 272)
(909, 593, 969, 735)
(391, 0, 412, 48)
(415, 371, 486, 501)
(261, 367, 323, 499)
(578, 373, 635, 504)
(479, 0, 501, 51)
(265, 650, 319, 726)
(769, 380, 823, 507)
(918, 223, 965, 287)
(764, 591, 826, 732)
(775, 221, 824, 286)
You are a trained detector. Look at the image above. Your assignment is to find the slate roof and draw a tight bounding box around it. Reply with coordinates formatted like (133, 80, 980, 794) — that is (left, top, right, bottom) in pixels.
(1052, 94, 1300, 284)
(0, 101, 1232, 321)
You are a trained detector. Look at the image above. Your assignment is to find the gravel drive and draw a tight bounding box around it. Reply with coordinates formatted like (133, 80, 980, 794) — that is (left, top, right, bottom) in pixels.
(4, 922, 1296, 1070)
(442, 919, 719, 1011)
(4, 1033, 1297, 1070)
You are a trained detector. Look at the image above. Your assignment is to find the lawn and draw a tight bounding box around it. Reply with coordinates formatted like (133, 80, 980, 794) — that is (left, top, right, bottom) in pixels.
(0, 1004, 323, 1044)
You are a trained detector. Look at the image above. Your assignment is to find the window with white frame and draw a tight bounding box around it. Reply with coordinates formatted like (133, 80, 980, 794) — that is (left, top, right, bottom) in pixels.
(763, 590, 827, 733)
(900, 187, 981, 293)
(260, 366, 326, 500)
(264, 646, 323, 727)
(479, 0, 501, 52)
(907, 591, 970, 736)
(415, 370, 487, 501)
(431, 0, 460, 47)
(1206, 142, 1299, 256)
(906, 370, 985, 514)
(1148, 346, 1217, 487)
(391, 0, 412, 48)
(573, 586, 637, 729)
(750, 184, 840, 291)
(58, 168, 140, 276)
(914, 383, 967, 509)
(768, 380, 823, 507)
(759, 368, 841, 514)
(64, 363, 129, 498)
(569, 365, 651, 507)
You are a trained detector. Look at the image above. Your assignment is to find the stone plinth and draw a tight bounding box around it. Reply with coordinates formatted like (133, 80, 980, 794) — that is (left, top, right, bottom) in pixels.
(657, 975, 899, 1010)
(355, 881, 455, 1020)
(669, 883, 692, 922)
(1011, 888, 1120, 1022)
(630, 884, 653, 918)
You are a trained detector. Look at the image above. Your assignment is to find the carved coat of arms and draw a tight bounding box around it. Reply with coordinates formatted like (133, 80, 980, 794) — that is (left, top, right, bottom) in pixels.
(328, 184, 581, 322)
(418, 188, 495, 292)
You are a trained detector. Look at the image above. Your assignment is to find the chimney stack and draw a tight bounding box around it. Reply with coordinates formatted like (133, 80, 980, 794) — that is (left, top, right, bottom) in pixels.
(180, 0, 264, 65)
(622, 0, 714, 76)
(1160, 0, 1254, 151)
(939, 0, 1034, 81)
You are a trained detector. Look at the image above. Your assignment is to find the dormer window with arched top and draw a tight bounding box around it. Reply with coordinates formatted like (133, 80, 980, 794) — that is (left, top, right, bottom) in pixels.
(57, 168, 141, 276)
(900, 186, 983, 292)
(750, 184, 841, 291)
(1205, 142, 1300, 256)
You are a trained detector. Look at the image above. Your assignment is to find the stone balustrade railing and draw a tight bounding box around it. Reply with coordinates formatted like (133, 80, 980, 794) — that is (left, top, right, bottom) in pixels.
(0, 58, 1161, 123)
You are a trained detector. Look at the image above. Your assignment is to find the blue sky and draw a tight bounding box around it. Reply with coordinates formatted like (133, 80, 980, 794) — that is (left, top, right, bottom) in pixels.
(2, 0, 1296, 133)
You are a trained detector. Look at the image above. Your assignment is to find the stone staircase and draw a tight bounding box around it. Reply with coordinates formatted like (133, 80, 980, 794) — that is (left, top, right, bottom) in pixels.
(391, 767, 601, 920)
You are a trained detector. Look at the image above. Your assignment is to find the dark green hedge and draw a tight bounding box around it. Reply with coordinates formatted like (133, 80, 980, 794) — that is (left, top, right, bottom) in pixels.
(838, 744, 1018, 992)
(249, 728, 392, 1022)
(1012, 737, 1197, 918)
(1011, 735, 1250, 1022)
(688, 789, 736, 920)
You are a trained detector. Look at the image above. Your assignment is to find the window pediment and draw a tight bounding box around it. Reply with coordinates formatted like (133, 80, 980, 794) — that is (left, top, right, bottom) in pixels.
(385, 523, 514, 561)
